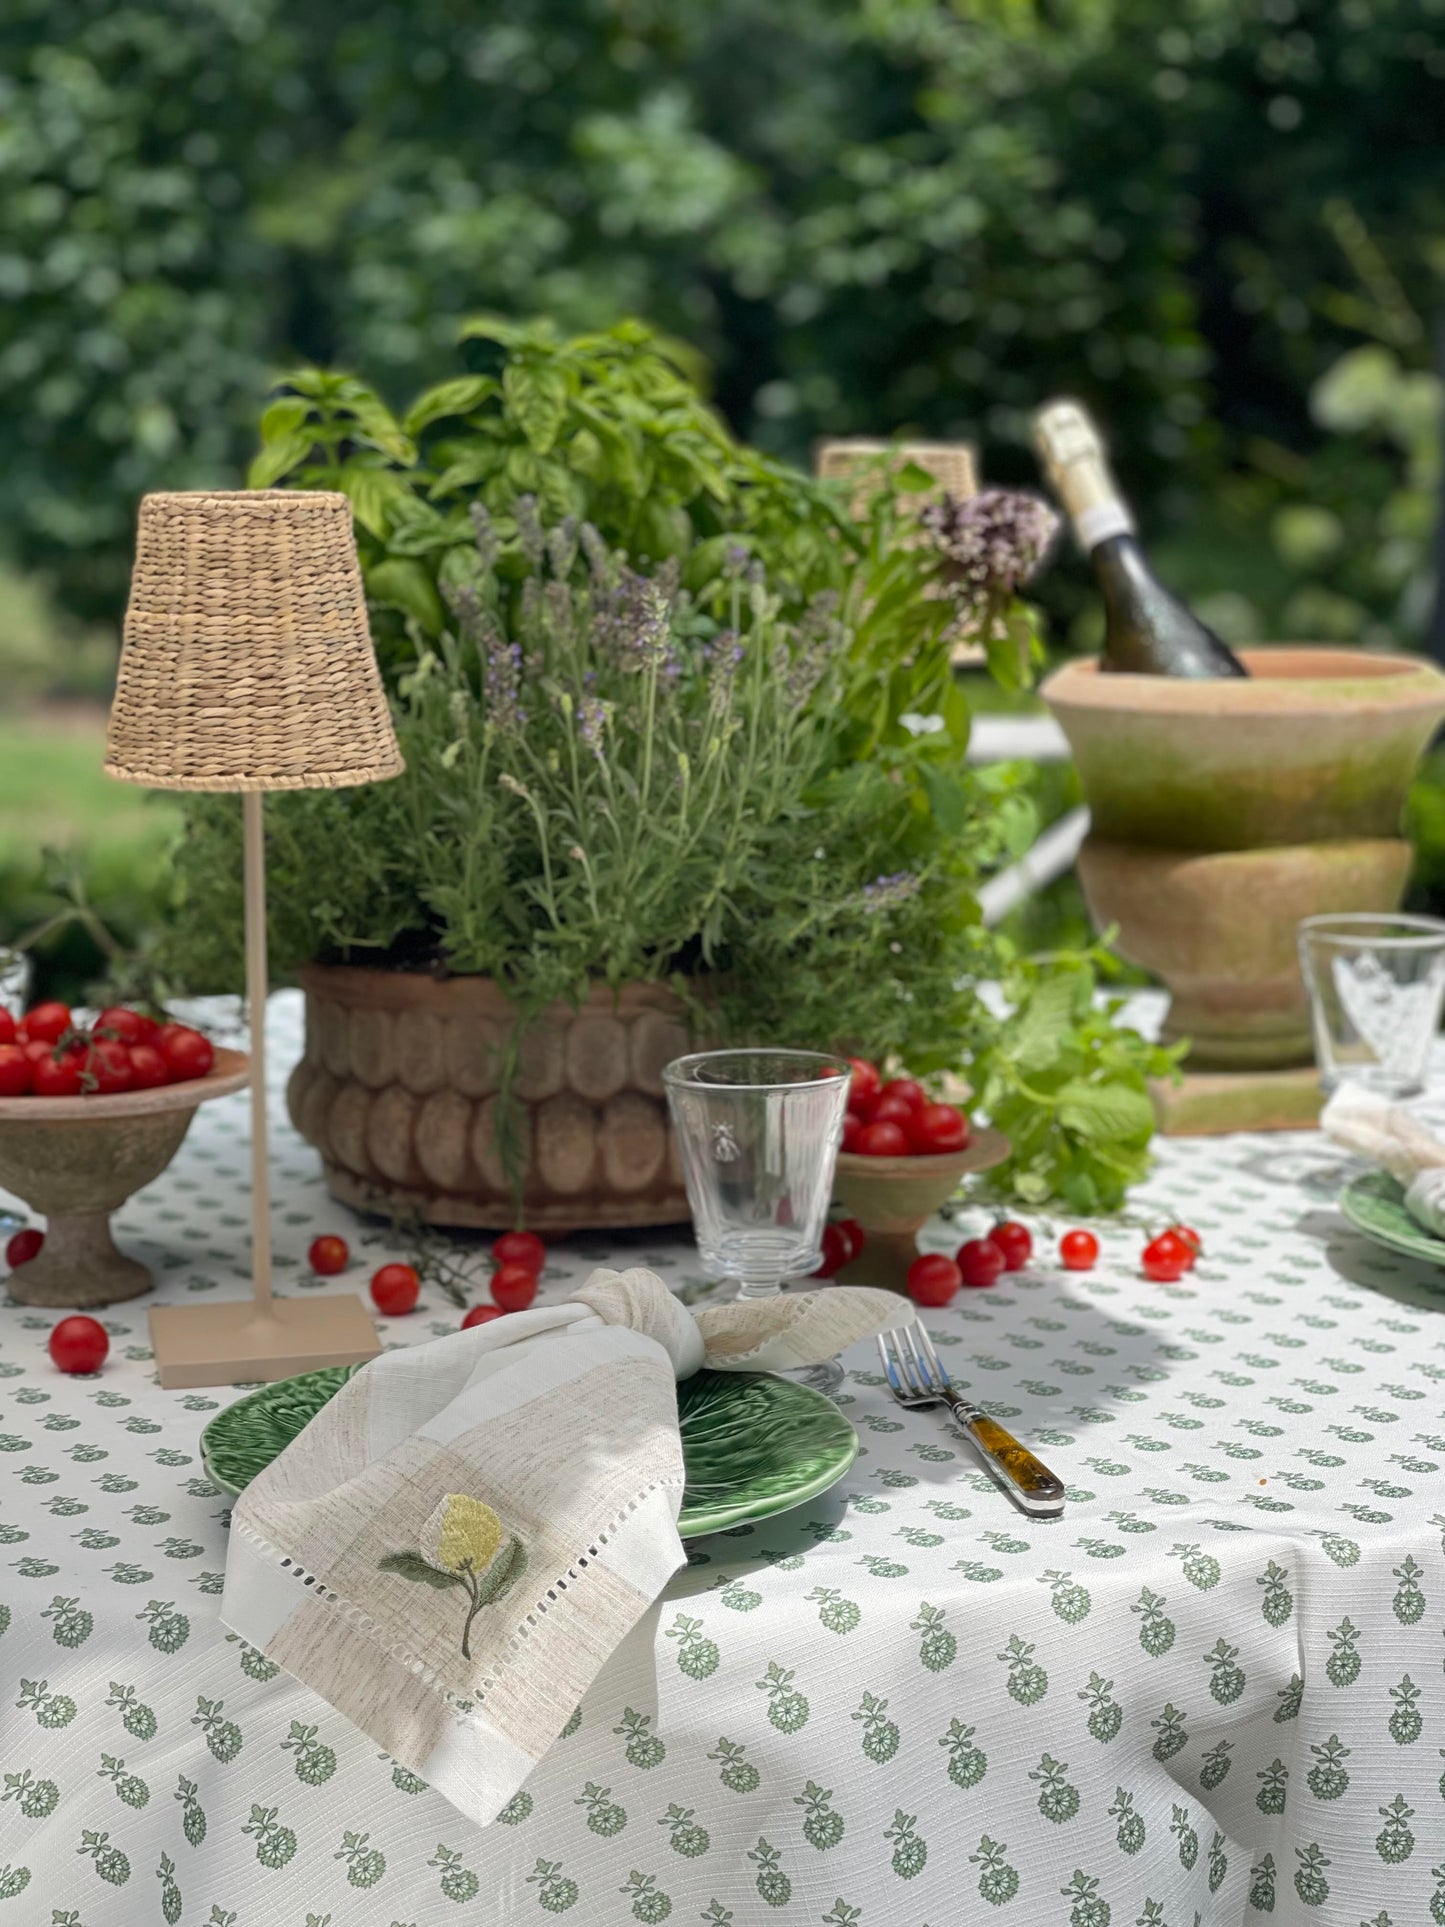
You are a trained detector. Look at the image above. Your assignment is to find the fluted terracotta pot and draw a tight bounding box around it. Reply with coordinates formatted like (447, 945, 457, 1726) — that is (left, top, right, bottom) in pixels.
(286, 966, 699, 1231)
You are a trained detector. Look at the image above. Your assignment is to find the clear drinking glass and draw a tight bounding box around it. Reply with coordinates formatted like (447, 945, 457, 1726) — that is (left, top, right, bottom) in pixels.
(663, 1049, 851, 1389)
(1298, 913, 1445, 1098)
(0, 947, 31, 1020)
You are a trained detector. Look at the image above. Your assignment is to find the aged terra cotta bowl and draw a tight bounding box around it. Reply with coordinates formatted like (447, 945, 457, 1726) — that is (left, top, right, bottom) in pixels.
(831, 1127, 1010, 1292)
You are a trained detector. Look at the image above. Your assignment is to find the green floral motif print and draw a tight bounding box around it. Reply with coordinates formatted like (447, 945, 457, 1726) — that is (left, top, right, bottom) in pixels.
(135, 1600, 189, 1653)
(1169, 1543, 1221, 1590)
(912, 1602, 955, 1670)
(700, 1903, 733, 1926)
(1169, 1804, 1198, 1870)
(1257, 1559, 1293, 1626)
(1249, 1853, 1276, 1913)
(236, 1640, 279, 1681)
(665, 1614, 719, 1679)
(1040, 1569, 1091, 1623)
(820, 1904, 862, 1927)
(1326, 1618, 1362, 1687)
(999, 1634, 1048, 1705)
(1387, 1676, 1421, 1745)
(1030, 1753, 1081, 1824)
(1376, 1796, 1414, 1865)
(576, 1782, 627, 1837)
(19, 1679, 76, 1729)
(1151, 1704, 1187, 1762)
(1132, 1588, 1175, 1657)
(807, 1587, 860, 1635)
(558, 1706, 582, 1739)
(757, 1663, 808, 1734)
(1317, 1532, 1361, 1568)
(79, 1829, 131, 1886)
(175, 1776, 206, 1846)
(716, 1579, 761, 1611)
(852, 1692, 898, 1763)
(528, 1857, 579, 1914)
(2, 1769, 58, 1818)
(378, 1495, 527, 1661)
(1207, 1830, 1227, 1894)
(1392, 1554, 1425, 1624)
(1080, 1673, 1122, 1742)
(1062, 1870, 1111, 1927)
(1199, 1740, 1232, 1791)
(1109, 1789, 1144, 1855)
(970, 1834, 1020, 1906)
(282, 1720, 337, 1784)
(856, 1553, 908, 1578)
(335, 1830, 386, 1886)
(941, 1717, 987, 1789)
(98, 1753, 150, 1809)
(620, 1871, 671, 1923)
(429, 1845, 479, 1903)
(156, 1851, 181, 1926)
(885, 1810, 926, 1879)
(615, 1709, 665, 1769)
(1295, 1843, 1330, 1907)
(191, 1696, 239, 1760)
(1256, 1759, 1287, 1816)
(0, 1868, 29, 1903)
(708, 1739, 759, 1794)
(243, 1804, 296, 1870)
(1275, 1672, 1304, 1722)
(1204, 1638, 1245, 1704)
(1432, 1862, 1445, 1927)
(748, 1838, 791, 1909)
(1305, 1734, 1350, 1801)
(41, 1595, 91, 1647)
(659, 1804, 709, 1857)
(795, 1781, 844, 1850)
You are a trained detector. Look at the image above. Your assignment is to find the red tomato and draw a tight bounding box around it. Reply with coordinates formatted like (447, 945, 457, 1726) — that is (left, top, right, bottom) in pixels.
(907, 1252, 961, 1307)
(840, 1110, 866, 1153)
(491, 1263, 539, 1313)
(957, 1237, 1006, 1288)
(855, 1119, 911, 1157)
(811, 1223, 852, 1279)
(19, 1002, 71, 1046)
(846, 1057, 881, 1117)
(907, 1102, 970, 1155)
(1169, 1225, 1202, 1263)
(869, 1094, 917, 1129)
(0, 1008, 14, 1047)
(127, 1044, 169, 1090)
(87, 1039, 134, 1095)
(989, 1221, 1033, 1271)
(158, 1024, 214, 1083)
(308, 1235, 350, 1276)
(22, 1039, 52, 1065)
(6, 1227, 45, 1267)
(494, 1230, 546, 1275)
(462, 1304, 507, 1329)
(836, 1218, 865, 1264)
(95, 1006, 151, 1046)
(0, 1044, 30, 1096)
(1060, 1229, 1099, 1272)
(34, 1050, 85, 1098)
(370, 1262, 420, 1315)
(49, 1314, 108, 1374)
(1142, 1231, 1192, 1283)
(878, 1077, 927, 1112)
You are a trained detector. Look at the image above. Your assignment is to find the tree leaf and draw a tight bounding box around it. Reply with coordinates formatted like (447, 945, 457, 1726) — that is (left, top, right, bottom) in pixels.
(258, 397, 313, 443)
(246, 432, 316, 489)
(365, 557, 444, 633)
(403, 377, 500, 437)
(377, 1550, 463, 1591)
(503, 362, 568, 454)
(1056, 1080, 1156, 1147)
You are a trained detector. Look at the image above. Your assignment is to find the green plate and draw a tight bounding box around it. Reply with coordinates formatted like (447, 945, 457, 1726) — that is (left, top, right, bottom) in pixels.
(201, 1365, 857, 1539)
(1340, 1169, 1445, 1268)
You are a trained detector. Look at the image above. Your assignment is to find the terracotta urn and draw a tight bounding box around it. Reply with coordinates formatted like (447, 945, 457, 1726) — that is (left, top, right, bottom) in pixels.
(831, 1127, 1010, 1292)
(1043, 647, 1445, 1070)
(286, 965, 699, 1231)
(0, 1049, 250, 1308)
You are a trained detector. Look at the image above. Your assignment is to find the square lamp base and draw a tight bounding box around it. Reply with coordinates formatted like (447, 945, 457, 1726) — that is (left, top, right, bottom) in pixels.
(149, 1294, 381, 1390)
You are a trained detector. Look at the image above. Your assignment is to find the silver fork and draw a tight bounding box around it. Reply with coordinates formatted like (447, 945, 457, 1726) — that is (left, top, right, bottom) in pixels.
(878, 1323, 1065, 1518)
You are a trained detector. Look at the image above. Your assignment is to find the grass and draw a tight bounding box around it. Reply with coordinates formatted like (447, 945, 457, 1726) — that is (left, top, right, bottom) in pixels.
(0, 708, 181, 864)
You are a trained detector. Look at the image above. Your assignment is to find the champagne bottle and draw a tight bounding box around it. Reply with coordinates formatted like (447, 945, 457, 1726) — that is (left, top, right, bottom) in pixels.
(1032, 398, 1247, 678)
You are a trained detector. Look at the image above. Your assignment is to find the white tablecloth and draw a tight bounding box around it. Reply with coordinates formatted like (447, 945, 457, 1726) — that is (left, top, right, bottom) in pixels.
(2, 993, 1444, 1925)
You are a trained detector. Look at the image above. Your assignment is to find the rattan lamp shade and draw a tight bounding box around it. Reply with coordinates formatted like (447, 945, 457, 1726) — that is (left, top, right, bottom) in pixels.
(105, 490, 403, 793)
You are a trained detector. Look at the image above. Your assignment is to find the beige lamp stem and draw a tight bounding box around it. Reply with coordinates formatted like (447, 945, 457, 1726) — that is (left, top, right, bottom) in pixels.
(243, 791, 274, 1312)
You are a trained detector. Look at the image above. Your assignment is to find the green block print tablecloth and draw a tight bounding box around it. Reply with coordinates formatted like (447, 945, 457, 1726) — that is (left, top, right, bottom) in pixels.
(2, 992, 1445, 1925)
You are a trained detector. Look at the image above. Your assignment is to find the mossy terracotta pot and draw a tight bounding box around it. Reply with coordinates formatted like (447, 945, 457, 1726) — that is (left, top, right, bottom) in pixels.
(1043, 647, 1445, 1070)
(286, 965, 699, 1232)
(831, 1127, 1010, 1292)
(0, 1049, 250, 1308)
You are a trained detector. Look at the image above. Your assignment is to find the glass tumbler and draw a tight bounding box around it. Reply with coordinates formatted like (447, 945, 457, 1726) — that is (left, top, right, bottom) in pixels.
(1298, 913, 1445, 1098)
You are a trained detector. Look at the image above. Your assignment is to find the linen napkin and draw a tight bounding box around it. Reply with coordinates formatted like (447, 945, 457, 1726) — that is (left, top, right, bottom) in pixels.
(221, 1270, 909, 1825)
(1321, 1081, 1445, 1232)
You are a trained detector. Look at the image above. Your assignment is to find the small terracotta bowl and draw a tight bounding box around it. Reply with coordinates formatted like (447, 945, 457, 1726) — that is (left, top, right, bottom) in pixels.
(831, 1126, 1010, 1292)
(0, 1049, 250, 1309)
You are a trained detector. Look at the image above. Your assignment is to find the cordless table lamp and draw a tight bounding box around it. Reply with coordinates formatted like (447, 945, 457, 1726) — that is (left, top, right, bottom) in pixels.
(105, 491, 404, 1388)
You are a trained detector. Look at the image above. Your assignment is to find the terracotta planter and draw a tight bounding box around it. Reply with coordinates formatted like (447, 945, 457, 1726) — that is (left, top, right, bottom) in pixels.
(1043, 647, 1445, 1071)
(286, 966, 698, 1231)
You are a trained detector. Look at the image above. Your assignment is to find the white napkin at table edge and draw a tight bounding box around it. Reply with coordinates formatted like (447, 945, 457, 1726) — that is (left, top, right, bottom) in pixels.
(1320, 1081, 1445, 1234)
(221, 1269, 913, 1827)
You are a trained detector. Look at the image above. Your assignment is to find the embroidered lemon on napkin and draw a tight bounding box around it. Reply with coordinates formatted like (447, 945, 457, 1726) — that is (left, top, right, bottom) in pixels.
(378, 1495, 528, 1660)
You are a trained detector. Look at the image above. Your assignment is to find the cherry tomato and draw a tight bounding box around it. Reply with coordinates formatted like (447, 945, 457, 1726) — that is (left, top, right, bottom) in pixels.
(158, 1024, 214, 1083)
(491, 1262, 539, 1313)
(811, 1223, 852, 1279)
(1142, 1231, 1192, 1283)
(907, 1102, 970, 1155)
(1170, 1225, 1202, 1263)
(22, 1038, 53, 1065)
(840, 1110, 866, 1153)
(127, 1044, 169, 1091)
(846, 1057, 881, 1118)
(1060, 1229, 1099, 1272)
(907, 1252, 961, 1307)
(0, 1044, 30, 1097)
(835, 1219, 865, 1264)
(462, 1304, 507, 1329)
(0, 1008, 14, 1047)
(34, 1050, 85, 1098)
(989, 1221, 1033, 1271)
(6, 1227, 45, 1267)
(370, 1262, 420, 1315)
(878, 1076, 927, 1112)
(869, 1094, 917, 1129)
(494, 1230, 546, 1275)
(95, 1006, 151, 1046)
(20, 1002, 71, 1046)
(956, 1237, 1006, 1288)
(49, 1314, 108, 1373)
(87, 1039, 134, 1095)
(308, 1235, 350, 1276)
(855, 1119, 911, 1157)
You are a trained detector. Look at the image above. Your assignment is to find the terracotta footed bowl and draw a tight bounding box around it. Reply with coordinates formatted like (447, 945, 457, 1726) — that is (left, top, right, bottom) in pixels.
(831, 1128, 1010, 1292)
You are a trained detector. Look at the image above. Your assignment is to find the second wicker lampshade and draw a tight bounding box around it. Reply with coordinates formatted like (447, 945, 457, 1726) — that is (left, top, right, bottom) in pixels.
(105, 490, 403, 793)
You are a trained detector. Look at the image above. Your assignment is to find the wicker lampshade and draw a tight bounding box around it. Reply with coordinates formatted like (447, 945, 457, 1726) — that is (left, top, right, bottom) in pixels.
(105, 490, 404, 793)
